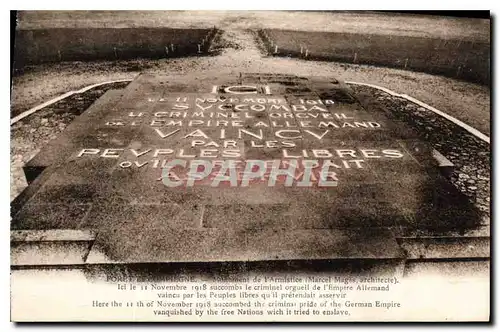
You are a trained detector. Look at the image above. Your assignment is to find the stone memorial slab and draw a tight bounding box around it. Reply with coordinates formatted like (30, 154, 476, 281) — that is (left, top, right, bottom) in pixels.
(11, 73, 480, 263)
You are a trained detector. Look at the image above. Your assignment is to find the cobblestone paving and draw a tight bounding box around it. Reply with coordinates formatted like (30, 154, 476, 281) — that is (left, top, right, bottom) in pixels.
(350, 85, 491, 225)
(10, 81, 130, 201)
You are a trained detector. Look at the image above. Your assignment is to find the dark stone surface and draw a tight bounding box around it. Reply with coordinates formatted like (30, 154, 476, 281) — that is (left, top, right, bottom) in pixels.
(14, 28, 218, 68)
(350, 84, 489, 233)
(11, 73, 482, 263)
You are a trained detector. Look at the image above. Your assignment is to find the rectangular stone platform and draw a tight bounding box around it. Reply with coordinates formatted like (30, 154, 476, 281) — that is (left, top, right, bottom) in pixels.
(11, 73, 482, 264)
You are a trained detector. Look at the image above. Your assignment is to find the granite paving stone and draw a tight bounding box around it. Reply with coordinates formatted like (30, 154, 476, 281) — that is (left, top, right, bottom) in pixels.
(11, 73, 485, 263)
